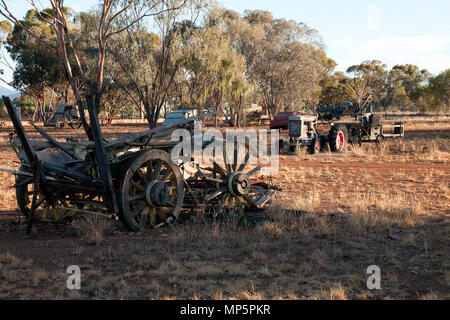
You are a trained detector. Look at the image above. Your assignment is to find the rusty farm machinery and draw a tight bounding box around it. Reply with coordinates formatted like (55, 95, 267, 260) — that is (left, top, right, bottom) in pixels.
(0, 96, 278, 233)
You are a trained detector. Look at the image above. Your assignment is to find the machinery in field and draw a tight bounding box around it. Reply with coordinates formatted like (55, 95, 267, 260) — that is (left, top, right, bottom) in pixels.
(317, 101, 405, 152)
(281, 100, 405, 154)
(282, 114, 321, 154)
(44, 103, 82, 130)
(0, 96, 277, 234)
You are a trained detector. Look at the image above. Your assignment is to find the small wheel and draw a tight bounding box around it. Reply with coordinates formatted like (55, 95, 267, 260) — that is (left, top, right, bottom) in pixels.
(16, 166, 76, 222)
(376, 135, 384, 145)
(69, 118, 82, 130)
(309, 138, 321, 155)
(55, 119, 65, 129)
(117, 150, 184, 232)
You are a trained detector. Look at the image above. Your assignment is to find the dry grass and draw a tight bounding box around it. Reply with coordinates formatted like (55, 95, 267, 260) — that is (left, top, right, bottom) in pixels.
(71, 214, 114, 246)
(0, 120, 448, 300)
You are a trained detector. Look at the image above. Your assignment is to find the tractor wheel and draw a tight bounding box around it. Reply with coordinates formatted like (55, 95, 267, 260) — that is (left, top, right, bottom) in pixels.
(15, 165, 77, 222)
(309, 138, 321, 155)
(329, 124, 348, 153)
(55, 119, 65, 129)
(117, 149, 184, 232)
(376, 135, 385, 145)
(69, 118, 83, 130)
(279, 139, 286, 155)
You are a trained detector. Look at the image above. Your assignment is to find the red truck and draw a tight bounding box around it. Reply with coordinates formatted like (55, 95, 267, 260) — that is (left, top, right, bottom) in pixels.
(270, 112, 298, 130)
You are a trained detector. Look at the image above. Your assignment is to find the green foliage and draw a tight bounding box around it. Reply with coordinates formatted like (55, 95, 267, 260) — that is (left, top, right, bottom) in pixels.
(346, 60, 387, 106)
(419, 69, 450, 112)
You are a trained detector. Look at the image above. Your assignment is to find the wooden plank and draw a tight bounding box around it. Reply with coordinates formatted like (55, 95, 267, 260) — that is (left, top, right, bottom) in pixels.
(32, 124, 83, 161)
(85, 103, 118, 213)
(103, 112, 215, 151)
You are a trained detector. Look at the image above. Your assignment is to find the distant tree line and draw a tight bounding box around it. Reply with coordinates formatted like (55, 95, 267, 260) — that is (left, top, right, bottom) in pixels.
(0, 1, 448, 127)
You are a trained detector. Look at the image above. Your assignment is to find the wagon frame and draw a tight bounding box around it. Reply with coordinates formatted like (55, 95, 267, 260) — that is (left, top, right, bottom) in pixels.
(1, 96, 276, 234)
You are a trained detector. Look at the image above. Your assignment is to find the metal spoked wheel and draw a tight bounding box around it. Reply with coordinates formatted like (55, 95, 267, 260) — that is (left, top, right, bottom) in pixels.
(118, 150, 184, 232)
(16, 166, 77, 223)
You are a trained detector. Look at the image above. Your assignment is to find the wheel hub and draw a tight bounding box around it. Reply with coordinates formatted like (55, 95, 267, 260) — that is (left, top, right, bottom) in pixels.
(145, 180, 170, 207)
(227, 173, 251, 197)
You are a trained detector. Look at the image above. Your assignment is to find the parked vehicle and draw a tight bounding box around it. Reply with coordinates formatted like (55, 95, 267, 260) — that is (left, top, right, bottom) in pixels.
(280, 101, 405, 154)
(44, 104, 82, 130)
(280, 114, 320, 154)
(317, 102, 404, 152)
(270, 112, 298, 130)
(162, 109, 198, 127)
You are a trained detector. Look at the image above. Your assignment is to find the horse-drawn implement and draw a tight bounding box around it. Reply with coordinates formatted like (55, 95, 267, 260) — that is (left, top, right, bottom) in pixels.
(1, 96, 277, 233)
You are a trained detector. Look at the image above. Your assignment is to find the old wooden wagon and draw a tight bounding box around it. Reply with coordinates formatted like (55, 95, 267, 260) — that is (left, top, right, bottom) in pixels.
(1, 97, 276, 233)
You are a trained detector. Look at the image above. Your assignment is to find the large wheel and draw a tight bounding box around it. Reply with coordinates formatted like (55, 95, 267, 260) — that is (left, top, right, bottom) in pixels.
(117, 150, 184, 232)
(329, 124, 348, 153)
(16, 165, 77, 222)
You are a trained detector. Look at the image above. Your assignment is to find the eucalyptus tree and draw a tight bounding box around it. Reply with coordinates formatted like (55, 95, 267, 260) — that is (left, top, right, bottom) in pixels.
(346, 60, 388, 107)
(209, 8, 325, 117)
(0, 0, 188, 213)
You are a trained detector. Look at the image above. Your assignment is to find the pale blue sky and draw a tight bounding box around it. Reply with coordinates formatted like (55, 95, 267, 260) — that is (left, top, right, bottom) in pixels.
(2, 0, 450, 87)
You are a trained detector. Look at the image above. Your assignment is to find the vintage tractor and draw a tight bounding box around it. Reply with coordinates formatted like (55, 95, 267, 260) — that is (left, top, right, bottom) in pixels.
(317, 101, 405, 152)
(280, 114, 321, 154)
(44, 104, 82, 130)
(280, 101, 405, 155)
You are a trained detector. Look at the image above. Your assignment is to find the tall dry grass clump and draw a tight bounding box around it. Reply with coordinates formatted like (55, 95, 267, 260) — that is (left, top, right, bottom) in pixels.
(72, 214, 114, 245)
(346, 191, 424, 234)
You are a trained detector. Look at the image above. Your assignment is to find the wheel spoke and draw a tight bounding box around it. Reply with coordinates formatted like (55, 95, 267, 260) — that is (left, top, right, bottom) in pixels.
(213, 162, 228, 178)
(247, 166, 261, 177)
(135, 169, 147, 185)
(129, 193, 145, 202)
(130, 202, 146, 218)
(215, 194, 230, 215)
(131, 180, 145, 192)
(149, 207, 155, 227)
(161, 170, 173, 182)
(156, 208, 165, 220)
(139, 206, 150, 228)
(152, 161, 163, 180)
(233, 141, 238, 172)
